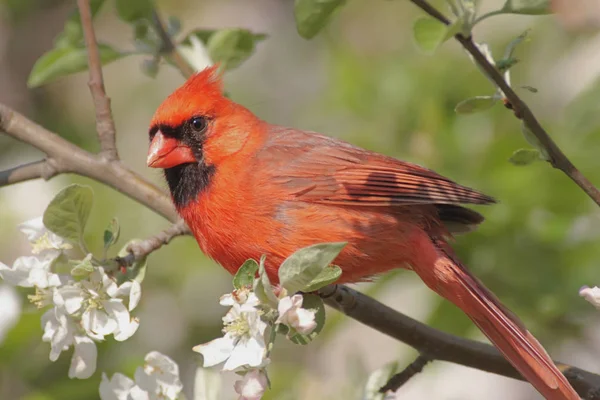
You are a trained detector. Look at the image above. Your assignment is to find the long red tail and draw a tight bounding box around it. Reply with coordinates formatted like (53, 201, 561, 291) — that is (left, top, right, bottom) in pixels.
(412, 237, 578, 400)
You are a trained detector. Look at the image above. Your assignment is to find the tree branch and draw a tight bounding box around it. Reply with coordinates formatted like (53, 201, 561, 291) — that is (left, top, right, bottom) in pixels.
(0, 104, 177, 222)
(318, 284, 600, 399)
(115, 220, 190, 267)
(151, 9, 195, 79)
(408, 0, 600, 207)
(77, 0, 119, 161)
(0, 160, 59, 187)
(380, 354, 432, 393)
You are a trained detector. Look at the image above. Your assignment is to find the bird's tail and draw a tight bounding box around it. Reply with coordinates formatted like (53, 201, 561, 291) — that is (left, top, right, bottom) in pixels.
(412, 237, 578, 400)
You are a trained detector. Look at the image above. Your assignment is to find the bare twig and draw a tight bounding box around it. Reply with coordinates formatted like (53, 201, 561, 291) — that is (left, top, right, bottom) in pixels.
(0, 160, 60, 186)
(380, 354, 432, 393)
(151, 10, 195, 79)
(115, 220, 190, 267)
(318, 284, 600, 399)
(0, 104, 177, 222)
(77, 0, 119, 161)
(408, 0, 600, 207)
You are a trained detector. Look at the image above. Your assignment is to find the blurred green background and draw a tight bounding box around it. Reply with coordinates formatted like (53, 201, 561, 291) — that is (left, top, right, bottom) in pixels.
(1, 0, 600, 399)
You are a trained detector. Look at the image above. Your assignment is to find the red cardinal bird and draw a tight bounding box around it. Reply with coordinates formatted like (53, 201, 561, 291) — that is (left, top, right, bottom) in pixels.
(147, 66, 578, 400)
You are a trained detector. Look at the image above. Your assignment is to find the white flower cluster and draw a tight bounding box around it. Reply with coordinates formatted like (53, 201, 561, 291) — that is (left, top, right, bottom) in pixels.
(0, 217, 140, 379)
(100, 351, 183, 400)
(193, 288, 318, 400)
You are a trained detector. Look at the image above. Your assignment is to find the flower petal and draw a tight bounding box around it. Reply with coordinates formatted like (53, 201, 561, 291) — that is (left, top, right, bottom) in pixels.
(99, 372, 136, 400)
(580, 286, 600, 309)
(82, 308, 117, 338)
(128, 281, 141, 311)
(234, 369, 268, 400)
(69, 335, 97, 379)
(193, 336, 235, 367)
(223, 335, 266, 371)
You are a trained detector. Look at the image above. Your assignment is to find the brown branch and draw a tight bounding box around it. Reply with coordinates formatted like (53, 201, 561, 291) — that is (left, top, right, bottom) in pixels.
(408, 0, 600, 207)
(0, 104, 178, 222)
(151, 9, 195, 79)
(77, 0, 119, 161)
(115, 220, 190, 267)
(380, 354, 432, 393)
(0, 160, 60, 187)
(318, 284, 600, 399)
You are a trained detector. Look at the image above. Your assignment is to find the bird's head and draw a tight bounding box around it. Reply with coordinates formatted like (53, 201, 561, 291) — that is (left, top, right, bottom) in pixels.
(147, 65, 260, 207)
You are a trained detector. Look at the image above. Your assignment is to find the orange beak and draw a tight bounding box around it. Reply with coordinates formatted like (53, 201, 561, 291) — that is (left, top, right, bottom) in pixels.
(147, 131, 196, 168)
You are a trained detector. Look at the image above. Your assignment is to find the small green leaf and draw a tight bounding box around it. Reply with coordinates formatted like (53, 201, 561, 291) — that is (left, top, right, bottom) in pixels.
(520, 121, 550, 160)
(115, 0, 153, 22)
(71, 254, 94, 277)
(303, 265, 342, 292)
(103, 218, 120, 251)
(183, 29, 217, 46)
(455, 96, 498, 114)
(233, 259, 259, 289)
(502, 0, 551, 15)
(496, 57, 519, 71)
(412, 17, 449, 54)
(363, 361, 399, 400)
(43, 184, 93, 243)
(278, 242, 346, 295)
(206, 29, 267, 70)
(503, 29, 529, 60)
(28, 44, 123, 87)
(117, 240, 148, 284)
(288, 294, 326, 345)
(253, 256, 277, 306)
(509, 148, 542, 166)
(294, 0, 346, 39)
(443, 18, 464, 41)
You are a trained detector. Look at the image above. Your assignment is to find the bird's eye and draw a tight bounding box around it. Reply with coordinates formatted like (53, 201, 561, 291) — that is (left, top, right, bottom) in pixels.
(190, 116, 207, 133)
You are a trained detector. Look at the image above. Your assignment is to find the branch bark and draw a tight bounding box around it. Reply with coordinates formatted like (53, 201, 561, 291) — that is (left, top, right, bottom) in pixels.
(77, 0, 119, 161)
(318, 284, 600, 399)
(0, 104, 177, 222)
(408, 0, 600, 207)
(151, 10, 195, 79)
(0, 160, 59, 186)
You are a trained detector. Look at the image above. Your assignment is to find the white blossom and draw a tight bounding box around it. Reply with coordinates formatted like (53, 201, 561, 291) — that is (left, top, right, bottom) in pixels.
(580, 286, 600, 309)
(276, 294, 317, 335)
(99, 352, 182, 400)
(194, 289, 268, 371)
(56, 268, 140, 341)
(18, 217, 72, 256)
(234, 369, 268, 400)
(0, 284, 22, 344)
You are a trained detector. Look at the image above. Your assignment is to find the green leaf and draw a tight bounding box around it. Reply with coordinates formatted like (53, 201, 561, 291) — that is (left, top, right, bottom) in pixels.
(412, 17, 450, 54)
(294, 0, 346, 39)
(43, 184, 93, 243)
(253, 255, 277, 306)
(117, 240, 148, 284)
(520, 121, 550, 160)
(70, 254, 94, 277)
(303, 265, 342, 292)
(363, 361, 399, 400)
(278, 242, 346, 295)
(115, 0, 153, 22)
(501, 0, 551, 15)
(288, 294, 326, 345)
(509, 148, 542, 166)
(233, 259, 259, 289)
(454, 96, 498, 114)
(183, 29, 217, 46)
(28, 44, 123, 88)
(521, 85, 538, 93)
(103, 218, 120, 251)
(206, 29, 267, 70)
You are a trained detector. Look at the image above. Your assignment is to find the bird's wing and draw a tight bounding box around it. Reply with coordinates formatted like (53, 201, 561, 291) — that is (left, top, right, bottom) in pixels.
(257, 128, 495, 207)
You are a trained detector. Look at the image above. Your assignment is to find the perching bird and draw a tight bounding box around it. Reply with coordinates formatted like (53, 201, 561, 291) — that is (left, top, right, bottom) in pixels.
(147, 66, 578, 400)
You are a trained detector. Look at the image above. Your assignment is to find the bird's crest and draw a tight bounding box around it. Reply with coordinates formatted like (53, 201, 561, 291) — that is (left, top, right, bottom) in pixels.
(151, 65, 227, 129)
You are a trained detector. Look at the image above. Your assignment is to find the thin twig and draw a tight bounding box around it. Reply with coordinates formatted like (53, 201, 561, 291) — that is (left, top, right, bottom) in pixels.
(408, 0, 600, 207)
(0, 160, 59, 186)
(0, 104, 178, 222)
(151, 9, 195, 79)
(77, 0, 119, 161)
(380, 354, 432, 393)
(318, 284, 600, 399)
(115, 220, 190, 267)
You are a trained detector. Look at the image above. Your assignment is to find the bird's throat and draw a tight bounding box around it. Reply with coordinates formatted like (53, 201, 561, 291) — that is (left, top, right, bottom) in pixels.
(164, 162, 215, 208)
